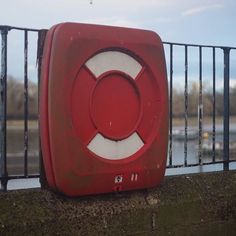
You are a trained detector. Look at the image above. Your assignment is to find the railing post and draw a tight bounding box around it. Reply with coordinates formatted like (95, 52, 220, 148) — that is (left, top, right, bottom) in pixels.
(223, 47, 230, 171)
(37, 29, 48, 189)
(184, 45, 188, 167)
(212, 48, 216, 162)
(198, 46, 203, 165)
(168, 44, 173, 167)
(0, 26, 9, 191)
(24, 30, 29, 177)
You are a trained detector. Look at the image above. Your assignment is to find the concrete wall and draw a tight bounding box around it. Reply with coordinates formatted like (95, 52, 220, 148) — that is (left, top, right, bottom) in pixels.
(1, 171, 236, 235)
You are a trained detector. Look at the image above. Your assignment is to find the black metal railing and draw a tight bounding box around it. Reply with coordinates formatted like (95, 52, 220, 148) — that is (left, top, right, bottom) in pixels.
(1, 25, 236, 190)
(0, 26, 41, 191)
(165, 42, 236, 171)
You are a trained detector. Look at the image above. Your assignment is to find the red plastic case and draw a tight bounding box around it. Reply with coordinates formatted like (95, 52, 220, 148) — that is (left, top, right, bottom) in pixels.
(40, 23, 168, 196)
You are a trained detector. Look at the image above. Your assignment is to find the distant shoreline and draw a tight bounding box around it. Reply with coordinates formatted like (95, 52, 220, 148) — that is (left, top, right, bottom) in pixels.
(6, 116, 236, 129)
(7, 120, 38, 130)
(172, 116, 236, 126)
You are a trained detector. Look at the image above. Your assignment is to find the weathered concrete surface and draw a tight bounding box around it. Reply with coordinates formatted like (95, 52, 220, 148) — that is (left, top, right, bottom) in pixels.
(0, 171, 236, 235)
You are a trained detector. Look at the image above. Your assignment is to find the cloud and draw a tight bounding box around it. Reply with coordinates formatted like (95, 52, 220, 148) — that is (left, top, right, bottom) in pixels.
(182, 4, 223, 16)
(16, 0, 171, 9)
(230, 79, 236, 89)
(85, 16, 139, 28)
(77, 0, 179, 8)
(154, 17, 173, 24)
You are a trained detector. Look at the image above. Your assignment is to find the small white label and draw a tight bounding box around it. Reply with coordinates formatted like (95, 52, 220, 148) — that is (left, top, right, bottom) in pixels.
(131, 174, 135, 181)
(115, 175, 123, 183)
(131, 173, 138, 182)
(134, 173, 138, 181)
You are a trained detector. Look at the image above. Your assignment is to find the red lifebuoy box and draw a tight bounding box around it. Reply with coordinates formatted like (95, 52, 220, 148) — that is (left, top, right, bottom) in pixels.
(40, 23, 168, 196)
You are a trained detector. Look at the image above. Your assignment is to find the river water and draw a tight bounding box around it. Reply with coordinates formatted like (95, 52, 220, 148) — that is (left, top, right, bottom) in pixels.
(2, 123, 236, 189)
(166, 123, 236, 175)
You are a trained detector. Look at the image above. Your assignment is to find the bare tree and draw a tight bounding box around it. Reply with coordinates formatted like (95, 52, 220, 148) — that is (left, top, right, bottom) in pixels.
(7, 76, 38, 119)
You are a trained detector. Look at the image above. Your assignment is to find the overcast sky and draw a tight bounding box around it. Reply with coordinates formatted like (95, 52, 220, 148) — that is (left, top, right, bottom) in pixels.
(1, 0, 236, 86)
(1, 0, 236, 46)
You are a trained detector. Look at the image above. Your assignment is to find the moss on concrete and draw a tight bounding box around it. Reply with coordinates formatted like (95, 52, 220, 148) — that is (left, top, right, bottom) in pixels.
(1, 171, 236, 235)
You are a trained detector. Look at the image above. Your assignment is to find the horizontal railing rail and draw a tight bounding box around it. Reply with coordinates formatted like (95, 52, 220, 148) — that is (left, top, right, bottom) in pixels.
(0, 26, 41, 191)
(164, 42, 236, 171)
(1, 25, 236, 190)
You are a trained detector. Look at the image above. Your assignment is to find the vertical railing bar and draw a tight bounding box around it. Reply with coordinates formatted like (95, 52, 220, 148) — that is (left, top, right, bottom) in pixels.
(24, 30, 28, 177)
(0, 30, 234, 185)
(168, 44, 173, 166)
(198, 46, 203, 165)
(0, 27, 8, 191)
(212, 47, 216, 162)
(223, 47, 230, 171)
(184, 45, 188, 166)
(37, 30, 48, 188)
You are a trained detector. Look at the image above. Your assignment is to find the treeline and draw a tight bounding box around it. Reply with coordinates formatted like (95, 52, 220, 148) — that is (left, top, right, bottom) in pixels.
(7, 76, 38, 119)
(172, 82, 236, 117)
(4, 76, 236, 119)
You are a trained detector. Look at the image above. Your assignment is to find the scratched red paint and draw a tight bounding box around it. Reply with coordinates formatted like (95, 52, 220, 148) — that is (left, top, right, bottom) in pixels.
(40, 22, 169, 196)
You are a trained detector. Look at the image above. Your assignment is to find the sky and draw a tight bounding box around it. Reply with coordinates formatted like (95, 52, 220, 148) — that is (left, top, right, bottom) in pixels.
(0, 0, 236, 87)
(1, 0, 236, 46)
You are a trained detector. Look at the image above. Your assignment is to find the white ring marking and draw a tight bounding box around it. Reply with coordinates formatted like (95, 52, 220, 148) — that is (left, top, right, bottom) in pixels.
(87, 132, 144, 160)
(85, 51, 142, 79)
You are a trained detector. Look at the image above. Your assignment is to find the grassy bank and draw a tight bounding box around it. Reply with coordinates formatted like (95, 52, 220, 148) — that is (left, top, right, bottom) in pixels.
(7, 120, 38, 130)
(172, 116, 236, 126)
(6, 116, 236, 129)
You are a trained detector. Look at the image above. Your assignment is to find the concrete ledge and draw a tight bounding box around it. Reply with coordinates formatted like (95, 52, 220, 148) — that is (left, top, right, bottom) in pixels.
(1, 171, 236, 235)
